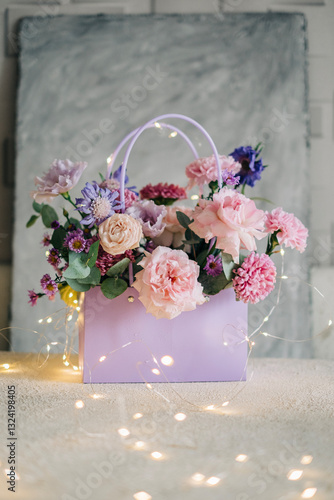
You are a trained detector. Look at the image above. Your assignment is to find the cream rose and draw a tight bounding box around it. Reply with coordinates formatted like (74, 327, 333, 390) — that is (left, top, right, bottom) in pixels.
(99, 213, 142, 256)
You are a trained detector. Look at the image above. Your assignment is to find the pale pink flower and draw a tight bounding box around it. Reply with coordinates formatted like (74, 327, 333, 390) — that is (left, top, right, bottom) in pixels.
(153, 205, 193, 248)
(31, 159, 87, 203)
(126, 200, 167, 238)
(99, 213, 142, 255)
(133, 246, 205, 319)
(185, 155, 241, 190)
(189, 187, 266, 263)
(265, 207, 308, 253)
(233, 252, 276, 304)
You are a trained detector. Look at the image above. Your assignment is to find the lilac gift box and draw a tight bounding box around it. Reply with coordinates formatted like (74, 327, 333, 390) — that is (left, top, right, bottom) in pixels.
(79, 286, 248, 383)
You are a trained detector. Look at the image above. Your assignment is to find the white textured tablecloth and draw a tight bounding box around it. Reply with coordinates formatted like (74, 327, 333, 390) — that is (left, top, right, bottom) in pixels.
(0, 354, 333, 500)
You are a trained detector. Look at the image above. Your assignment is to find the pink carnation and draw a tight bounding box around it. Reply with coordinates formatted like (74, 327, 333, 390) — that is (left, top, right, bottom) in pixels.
(189, 187, 266, 263)
(185, 155, 241, 190)
(133, 246, 205, 319)
(95, 247, 135, 276)
(265, 207, 308, 253)
(233, 252, 276, 304)
(31, 159, 87, 203)
(140, 183, 187, 202)
(113, 188, 138, 210)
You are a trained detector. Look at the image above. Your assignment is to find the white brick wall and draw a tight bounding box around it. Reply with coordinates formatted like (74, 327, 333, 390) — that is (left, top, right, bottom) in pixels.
(0, 0, 333, 348)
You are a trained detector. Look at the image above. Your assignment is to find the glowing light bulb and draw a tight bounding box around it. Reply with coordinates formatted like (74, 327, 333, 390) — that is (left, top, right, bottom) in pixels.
(107, 156, 112, 164)
(206, 405, 215, 410)
(63, 361, 69, 367)
(38, 319, 43, 324)
(151, 451, 164, 460)
(67, 315, 73, 322)
(223, 342, 228, 346)
(73, 366, 78, 371)
(280, 249, 285, 256)
(328, 320, 332, 326)
(46, 317, 52, 324)
(287, 469, 303, 481)
(169, 131, 177, 138)
(2, 364, 10, 370)
(62, 354, 66, 360)
(46, 345, 51, 352)
(133, 413, 143, 420)
(206, 476, 221, 486)
(263, 316, 269, 322)
(118, 428, 130, 437)
(134, 441, 145, 449)
(51, 342, 57, 345)
(281, 275, 288, 280)
(133, 492, 152, 500)
(262, 332, 269, 336)
(151, 368, 160, 375)
(174, 413, 187, 421)
(161, 355, 174, 366)
(154, 122, 161, 128)
(222, 401, 229, 407)
(191, 194, 199, 200)
(301, 488, 317, 499)
(76, 307, 80, 312)
(300, 455, 313, 465)
(99, 356, 106, 363)
(191, 473, 205, 482)
(91, 394, 103, 399)
(73, 300, 78, 304)
(45, 251, 50, 257)
(235, 454, 248, 462)
(69, 292, 73, 298)
(146, 383, 152, 389)
(75, 400, 84, 409)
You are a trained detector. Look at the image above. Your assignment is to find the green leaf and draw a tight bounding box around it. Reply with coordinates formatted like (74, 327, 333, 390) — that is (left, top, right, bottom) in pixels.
(63, 252, 90, 280)
(99, 172, 105, 182)
(184, 227, 200, 243)
(65, 278, 91, 292)
(101, 278, 128, 299)
(221, 253, 236, 281)
(176, 211, 192, 229)
(32, 200, 44, 213)
(199, 271, 229, 295)
(50, 227, 67, 250)
(26, 214, 39, 228)
(64, 218, 81, 229)
(80, 240, 100, 268)
(106, 258, 130, 277)
(41, 205, 59, 228)
(77, 266, 101, 285)
(132, 254, 144, 276)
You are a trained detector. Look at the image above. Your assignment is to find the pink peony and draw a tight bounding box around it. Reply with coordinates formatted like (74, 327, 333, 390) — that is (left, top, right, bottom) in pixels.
(185, 155, 241, 190)
(153, 205, 193, 248)
(140, 183, 187, 202)
(133, 246, 205, 319)
(99, 213, 142, 255)
(31, 159, 87, 203)
(233, 252, 276, 304)
(189, 187, 266, 263)
(265, 207, 308, 253)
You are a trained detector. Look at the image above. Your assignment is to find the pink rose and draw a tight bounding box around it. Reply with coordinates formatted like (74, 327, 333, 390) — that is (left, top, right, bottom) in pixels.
(99, 213, 142, 255)
(185, 155, 241, 190)
(189, 187, 266, 263)
(133, 246, 205, 319)
(153, 205, 193, 248)
(265, 207, 308, 253)
(31, 159, 87, 203)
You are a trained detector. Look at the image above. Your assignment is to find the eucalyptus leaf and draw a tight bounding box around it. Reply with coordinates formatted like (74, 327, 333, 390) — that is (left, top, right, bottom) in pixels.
(65, 278, 91, 292)
(32, 200, 44, 213)
(221, 253, 236, 281)
(63, 252, 90, 280)
(101, 278, 128, 299)
(81, 240, 100, 268)
(176, 211, 193, 229)
(199, 271, 229, 295)
(185, 227, 200, 243)
(26, 215, 39, 228)
(106, 258, 130, 277)
(77, 266, 101, 285)
(41, 205, 59, 228)
(50, 227, 67, 250)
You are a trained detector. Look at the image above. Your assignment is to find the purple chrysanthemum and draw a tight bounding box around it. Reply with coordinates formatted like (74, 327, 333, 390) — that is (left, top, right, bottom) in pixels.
(28, 290, 39, 306)
(204, 254, 223, 277)
(64, 228, 83, 247)
(230, 146, 264, 187)
(51, 220, 60, 229)
(68, 235, 87, 253)
(40, 274, 58, 300)
(41, 233, 51, 247)
(222, 169, 240, 186)
(47, 248, 61, 269)
(76, 182, 123, 228)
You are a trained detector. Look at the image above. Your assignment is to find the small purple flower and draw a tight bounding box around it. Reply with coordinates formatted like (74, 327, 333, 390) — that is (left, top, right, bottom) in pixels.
(76, 182, 123, 228)
(126, 200, 167, 238)
(204, 254, 223, 277)
(41, 233, 51, 247)
(51, 220, 60, 229)
(40, 274, 58, 300)
(222, 169, 240, 186)
(47, 248, 61, 269)
(230, 146, 264, 187)
(68, 235, 87, 253)
(28, 290, 39, 306)
(64, 228, 83, 247)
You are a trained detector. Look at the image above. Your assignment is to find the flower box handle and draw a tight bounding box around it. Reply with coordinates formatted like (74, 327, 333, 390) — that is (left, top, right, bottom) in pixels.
(107, 113, 222, 211)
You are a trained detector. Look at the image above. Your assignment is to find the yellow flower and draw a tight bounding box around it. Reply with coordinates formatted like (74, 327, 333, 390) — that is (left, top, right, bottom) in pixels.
(58, 284, 79, 307)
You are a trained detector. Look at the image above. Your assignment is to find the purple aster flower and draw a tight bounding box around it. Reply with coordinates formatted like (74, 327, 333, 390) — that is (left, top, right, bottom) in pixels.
(222, 169, 240, 187)
(47, 248, 61, 269)
(64, 228, 83, 247)
(204, 254, 223, 277)
(230, 146, 264, 187)
(126, 200, 167, 238)
(41, 233, 51, 247)
(68, 234, 87, 253)
(51, 220, 60, 229)
(112, 165, 138, 195)
(76, 182, 123, 228)
(40, 274, 58, 300)
(28, 290, 39, 306)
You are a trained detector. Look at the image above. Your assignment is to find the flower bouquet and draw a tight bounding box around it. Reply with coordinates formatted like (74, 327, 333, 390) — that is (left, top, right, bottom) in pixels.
(27, 114, 308, 383)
